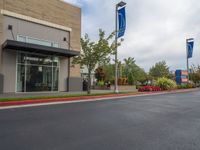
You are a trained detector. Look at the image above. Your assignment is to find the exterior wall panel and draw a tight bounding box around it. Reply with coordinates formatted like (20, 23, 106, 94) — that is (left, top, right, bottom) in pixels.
(0, 0, 82, 92)
(59, 57, 68, 91)
(2, 50, 16, 93)
(3, 0, 81, 50)
(3, 16, 70, 49)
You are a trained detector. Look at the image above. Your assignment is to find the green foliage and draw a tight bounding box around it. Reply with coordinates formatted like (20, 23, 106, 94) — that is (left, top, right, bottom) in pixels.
(73, 29, 115, 69)
(155, 77, 177, 90)
(72, 29, 116, 94)
(149, 61, 170, 79)
(122, 57, 148, 85)
(190, 65, 200, 85)
(177, 83, 196, 89)
(97, 57, 148, 85)
(103, 64, 115, 83)
(97, 80, 105, 86)
(123, 57, 136, 79)
(135, 67, 148, 85)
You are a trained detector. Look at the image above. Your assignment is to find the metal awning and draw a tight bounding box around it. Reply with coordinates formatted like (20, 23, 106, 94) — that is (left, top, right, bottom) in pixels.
(2, 40, 80, 57)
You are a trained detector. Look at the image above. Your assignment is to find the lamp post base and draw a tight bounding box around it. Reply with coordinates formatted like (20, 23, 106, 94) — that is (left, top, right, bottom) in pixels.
(114, 89, 119, 93)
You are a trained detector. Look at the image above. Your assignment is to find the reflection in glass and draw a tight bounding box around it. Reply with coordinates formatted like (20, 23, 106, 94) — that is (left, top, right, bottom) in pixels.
(26, 66, 52, 92)
(17, 65, 25, 92)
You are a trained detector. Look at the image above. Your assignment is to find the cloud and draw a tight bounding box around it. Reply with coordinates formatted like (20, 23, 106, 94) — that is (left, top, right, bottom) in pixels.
(64, 0, 200, 71)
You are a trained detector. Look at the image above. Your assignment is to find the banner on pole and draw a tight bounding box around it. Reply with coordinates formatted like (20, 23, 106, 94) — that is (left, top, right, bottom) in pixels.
(118, 7, 126, 38)
(187, 39, 194, 59)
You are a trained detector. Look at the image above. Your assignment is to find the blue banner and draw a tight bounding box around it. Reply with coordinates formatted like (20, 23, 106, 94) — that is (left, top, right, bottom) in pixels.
(187, 40, 194, 58)
(118, 7, 126, 38)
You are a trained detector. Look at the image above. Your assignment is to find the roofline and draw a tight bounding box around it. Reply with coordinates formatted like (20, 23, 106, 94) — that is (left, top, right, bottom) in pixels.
(59, 0, 81, 9)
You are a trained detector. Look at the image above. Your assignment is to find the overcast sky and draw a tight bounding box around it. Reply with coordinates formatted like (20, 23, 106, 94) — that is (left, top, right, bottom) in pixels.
(64, 0, 200, 71)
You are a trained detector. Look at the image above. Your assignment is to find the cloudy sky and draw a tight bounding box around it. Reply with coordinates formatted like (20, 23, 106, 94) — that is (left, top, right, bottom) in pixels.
(64, 0, 200, 71)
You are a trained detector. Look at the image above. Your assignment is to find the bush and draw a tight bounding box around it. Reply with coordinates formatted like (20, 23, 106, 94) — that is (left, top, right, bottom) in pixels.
(96, 80, 104, 86)
(177, 83, 196, 89)
(155, 77, 177, 90)
(138, 85, 161, 92)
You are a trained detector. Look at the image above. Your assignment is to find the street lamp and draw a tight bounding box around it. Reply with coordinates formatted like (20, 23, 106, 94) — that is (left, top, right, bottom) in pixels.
(186, 38, 194, 82)
(114, 1, 126, 93)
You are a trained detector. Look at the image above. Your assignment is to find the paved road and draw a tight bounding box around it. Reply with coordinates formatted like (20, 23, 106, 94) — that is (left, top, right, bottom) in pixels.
(1, 90, 200, 150)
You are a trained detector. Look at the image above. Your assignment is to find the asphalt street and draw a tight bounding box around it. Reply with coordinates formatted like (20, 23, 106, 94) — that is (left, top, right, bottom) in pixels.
(1, 90, 200, 150)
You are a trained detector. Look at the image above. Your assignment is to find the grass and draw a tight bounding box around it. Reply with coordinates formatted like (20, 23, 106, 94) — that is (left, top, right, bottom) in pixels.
(0, 91, 138, 102)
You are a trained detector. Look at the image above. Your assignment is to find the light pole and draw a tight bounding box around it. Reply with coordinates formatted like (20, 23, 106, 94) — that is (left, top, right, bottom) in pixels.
(186, 38, 194, 81)
(114, 1, 126, 93)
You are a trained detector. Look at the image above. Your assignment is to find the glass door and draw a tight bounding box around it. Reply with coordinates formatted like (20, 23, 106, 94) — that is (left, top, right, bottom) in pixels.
(26, 65, 52, 92)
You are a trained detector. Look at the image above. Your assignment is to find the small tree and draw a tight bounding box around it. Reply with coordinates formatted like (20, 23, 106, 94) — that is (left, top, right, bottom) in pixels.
(102, 63, 115, 83)
(122, 57, 148, 85)
(136, 68, 148, 85)
(149, 61, 170, 80)
(72, 29, 115, 94)
(190, 65, 200, 85)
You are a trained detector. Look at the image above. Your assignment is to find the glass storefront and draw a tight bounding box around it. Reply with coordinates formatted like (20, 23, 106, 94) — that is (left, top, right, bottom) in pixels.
(16, 53, 59, 92)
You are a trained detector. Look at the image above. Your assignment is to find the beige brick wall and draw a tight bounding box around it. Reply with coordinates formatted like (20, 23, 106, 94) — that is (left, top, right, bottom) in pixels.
(2, 0, 81, 77)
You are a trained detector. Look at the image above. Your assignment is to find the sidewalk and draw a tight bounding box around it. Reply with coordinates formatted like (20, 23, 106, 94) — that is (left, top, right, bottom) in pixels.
(0, 88, 198, 108)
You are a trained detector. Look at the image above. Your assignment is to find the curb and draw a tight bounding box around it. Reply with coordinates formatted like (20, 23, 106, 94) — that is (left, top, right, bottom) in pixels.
(0, 88, 198, 108)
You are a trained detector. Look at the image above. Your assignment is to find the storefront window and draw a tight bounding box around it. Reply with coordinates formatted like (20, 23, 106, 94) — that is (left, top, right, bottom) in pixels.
(16, 53, 59, 92)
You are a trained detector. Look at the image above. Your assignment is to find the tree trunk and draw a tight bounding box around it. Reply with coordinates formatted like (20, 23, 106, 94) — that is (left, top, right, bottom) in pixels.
(87, 68, 92, 94)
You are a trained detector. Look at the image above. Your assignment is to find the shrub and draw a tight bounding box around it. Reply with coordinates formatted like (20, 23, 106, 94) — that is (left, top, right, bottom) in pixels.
(177, 83, 196, 89)
(97, 80, 104, 86)
(155, 77, 177, 90)
(138, 85, 161, 92)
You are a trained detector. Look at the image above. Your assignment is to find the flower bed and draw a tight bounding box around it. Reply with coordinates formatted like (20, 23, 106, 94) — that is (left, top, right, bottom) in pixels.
(138, 85, 161, 92)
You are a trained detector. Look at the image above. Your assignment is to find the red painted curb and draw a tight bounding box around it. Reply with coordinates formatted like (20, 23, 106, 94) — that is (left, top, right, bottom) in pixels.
(0, 88, 197, 107)
(0, 93, 146, 107)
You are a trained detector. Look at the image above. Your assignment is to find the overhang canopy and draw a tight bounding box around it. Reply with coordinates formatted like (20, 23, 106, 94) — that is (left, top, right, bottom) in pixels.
(2, 40, 80, 57)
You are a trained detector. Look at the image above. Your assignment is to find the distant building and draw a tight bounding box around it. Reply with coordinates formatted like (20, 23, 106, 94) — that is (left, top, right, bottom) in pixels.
(0, 0, 82, 93)
(81, 66, 96, 86)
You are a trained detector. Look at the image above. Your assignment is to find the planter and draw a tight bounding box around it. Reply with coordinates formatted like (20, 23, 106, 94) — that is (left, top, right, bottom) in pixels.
(93, 85, 111, 90)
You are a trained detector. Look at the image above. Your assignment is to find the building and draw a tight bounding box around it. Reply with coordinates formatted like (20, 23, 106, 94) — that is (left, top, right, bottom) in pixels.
(0, 0, 82, 93)
(81, 66, 96, 86)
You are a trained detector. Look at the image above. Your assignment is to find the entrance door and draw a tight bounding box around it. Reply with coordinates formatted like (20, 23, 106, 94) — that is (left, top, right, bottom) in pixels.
(26, 66, 52, 92)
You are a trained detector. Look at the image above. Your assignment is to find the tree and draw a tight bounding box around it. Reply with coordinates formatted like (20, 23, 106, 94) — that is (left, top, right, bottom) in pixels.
(123, 57, 136, 78)
(190, 65, 200, 85)
(149, 61, 170, 80)
(136, 68, 148, 85)
(103, 63, 115, 83)
(121, 57, 148, 85)
(72, 29, 115, 94)
(95, 66, 106, 81)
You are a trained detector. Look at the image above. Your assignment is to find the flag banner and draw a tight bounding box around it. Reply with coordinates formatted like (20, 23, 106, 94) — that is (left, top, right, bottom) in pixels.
(187, 40, 194, 58)
(118, 7, 126, 38)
